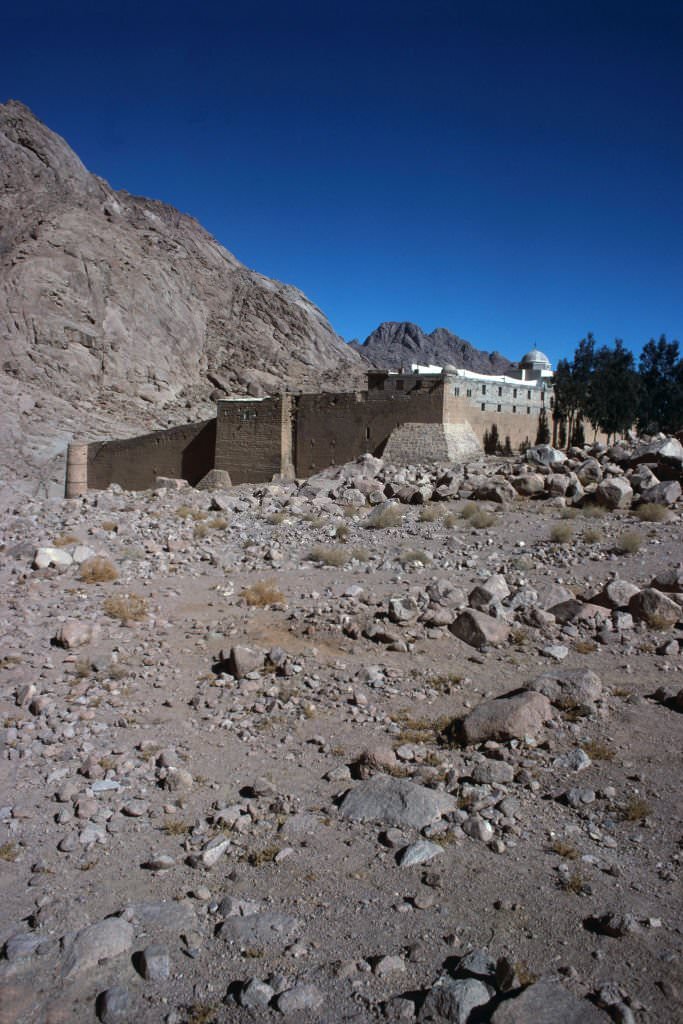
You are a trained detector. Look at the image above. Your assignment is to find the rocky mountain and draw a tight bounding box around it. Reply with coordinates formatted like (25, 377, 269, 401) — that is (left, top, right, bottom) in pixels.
(350, 321, 515, 374)
(0, 100, 364, 496)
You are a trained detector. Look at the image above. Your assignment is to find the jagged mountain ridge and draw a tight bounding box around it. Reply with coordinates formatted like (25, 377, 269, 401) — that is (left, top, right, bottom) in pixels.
(350, 321, 515, 374)
(0, 100, 365, 495)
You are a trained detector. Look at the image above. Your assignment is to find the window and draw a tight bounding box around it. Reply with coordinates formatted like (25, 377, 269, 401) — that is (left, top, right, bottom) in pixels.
(527, 390, 532, 399)
(512, 405, 517, 414)
(498, 386, 502, 396)
(497, 403, 501, 412)
(454, 386, 460, 396)
(550, 396, 554, 410)
(481, 385, 487, 395)
(481, 402, 486, 411)
(466, 388, 472, 397)
(527, 406, 531, 415)
(513, 388, 517, 398)
(365, 426, 370, 440)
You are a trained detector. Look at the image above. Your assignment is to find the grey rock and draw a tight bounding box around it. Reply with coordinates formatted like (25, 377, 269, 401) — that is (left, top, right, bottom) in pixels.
(595, 477, 633, 509)
(121, 900, 198, 933)
(276, 984, 324, 1014)
(96, 986, 131, 1023)
(458, 691, 553, 744)
(449, 609, 510, 649)
(640, 479, 681, 505)
(239, 978, 275, 1009)
(471, 760, 514, 785)
(397, 840, 444, 867)
(628, 588, 680, 628)
(62, 917, 134, 978)
(338, 775, 457, 829)
(457, 948, 496, 979)
(53, 619, 101, 649)
(33, 546, 73, 569)
(218, 912, 300, 947)
(491, 977, 609, 1023)
(529, 667, 603, 709)
(419, 976, 494, 1022)
(138, 943, 170, 981)
(227, 645, 264, 678)
(525, 445, 567, 467)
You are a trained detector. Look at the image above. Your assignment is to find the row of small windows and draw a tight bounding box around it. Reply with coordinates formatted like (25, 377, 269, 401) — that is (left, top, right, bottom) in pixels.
(480, 403, 533, 415)
(455, 384, 539, 400)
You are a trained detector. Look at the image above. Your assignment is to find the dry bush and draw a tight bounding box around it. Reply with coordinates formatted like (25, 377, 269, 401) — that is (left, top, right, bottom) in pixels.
(242, 579, 285, 606)
(469, 509, 496, 529)
(308, 545, 350, 567)
(103, 593, 148, 623)
(582, 739, 615, 761)
(581, 503, 606, 519)
(622, 797, 651, 821)
(245, 844, 281, 866)
(443, 511, 459, 529)
(208, 516, 229, 530)
(582, 526, 603, 544)
(419, 504, 442, 522)
(634, 503, 671, 523)
(193, 522, 209, 539)
(335, 523, 350, 542)
(460, 501, 479, 519)
(53, 533, 79, 547)
(550, 839, 579, 859)
(79, 556, 118, 583)
(301, 512, 326, 527)
(175, 505, 192, 519)
(0, 842, 19, 862)
(549, 522, 574, 544)
(363, 504, 403, 529)
(560, 507, 579, 520)
(616, 530, 643, 554)
(399, 548, 431, 565)
(100, 520, 118, 532)
(265, 511, 287, 525)
(562, 870, 588, 895)
(574, 638, 598, 654)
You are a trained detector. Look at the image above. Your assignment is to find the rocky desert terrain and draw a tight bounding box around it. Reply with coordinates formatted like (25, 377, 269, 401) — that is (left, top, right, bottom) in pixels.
(1, 439, 681, 1023)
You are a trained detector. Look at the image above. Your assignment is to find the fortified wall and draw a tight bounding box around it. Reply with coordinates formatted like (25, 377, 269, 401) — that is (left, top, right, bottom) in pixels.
(65, 360, 554, 495)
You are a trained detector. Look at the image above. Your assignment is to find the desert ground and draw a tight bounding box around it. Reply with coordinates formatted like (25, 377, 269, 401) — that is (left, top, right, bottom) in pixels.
(0, 442, 681, 1023)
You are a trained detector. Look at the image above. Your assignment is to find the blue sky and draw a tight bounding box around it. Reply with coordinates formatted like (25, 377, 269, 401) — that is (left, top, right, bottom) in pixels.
(3, 1, 682, 366)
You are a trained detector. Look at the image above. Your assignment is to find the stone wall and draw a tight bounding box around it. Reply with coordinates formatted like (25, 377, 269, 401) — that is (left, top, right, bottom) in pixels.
(382, 422, 482, 464)
(86, 418, 216, 491)
(443, 393, 543, 450)
(293, 384, 445, 477)
(215, 396, 294, 484)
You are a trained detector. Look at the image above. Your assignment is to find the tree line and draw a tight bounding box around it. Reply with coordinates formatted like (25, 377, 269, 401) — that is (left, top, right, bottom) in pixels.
(551, 334, 683, 447)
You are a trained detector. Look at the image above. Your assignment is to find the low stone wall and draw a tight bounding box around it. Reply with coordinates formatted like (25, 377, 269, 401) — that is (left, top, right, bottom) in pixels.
(382, 422, 482, 464)
(85, 418, 216, 491)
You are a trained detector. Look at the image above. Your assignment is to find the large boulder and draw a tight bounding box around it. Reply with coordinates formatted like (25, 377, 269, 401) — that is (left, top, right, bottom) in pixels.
(595, 477, 633, 509)
(628, 588, 681, 628)
(449, 610, 510, 649)
(457, 691, 553, 744)
(525, 445, 567, 467)
(338, 775, 457, 829)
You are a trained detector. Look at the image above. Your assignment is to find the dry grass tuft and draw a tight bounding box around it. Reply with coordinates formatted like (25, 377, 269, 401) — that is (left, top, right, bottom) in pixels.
(419, 504, 442, 522)
(103, 593, 148, 623)
(53, 533, 79, 547)
(308, 545, 351, 567)
(470, 509, 496, 529)
(242, 579, 285, 606)
(574, 639, 598, 654)
(399, 548, 431, 566)
(443, 511, 459, 529)
(581, 502, 606, 519)
(208, 516, 229, 530)
(460, 501, 479, 519)
(581, 739, 615, 761)
(582, 526, 603, 544)
(562, 870, 588, 894)
(622, 797, 651, 821)
(100, 520, 118, 532)
(186, 1004, 219, 1024)
(634, 502, 671, 523)
(616, 530, 644, 554)
(550, 839, 579, 859)
(549, 522, 574, 544)
(193, 522, 209, 540)
(363, 504, 403, 529)
(0, 841, 19, 862)
(162, 818, 192, 836)
(79, 556, 119, 584)
(245, 844, 281, 866)
(266, 511, 287, 525)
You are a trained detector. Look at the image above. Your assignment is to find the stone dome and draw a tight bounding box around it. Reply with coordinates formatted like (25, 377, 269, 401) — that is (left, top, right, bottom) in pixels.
(520, 348, 551, 369)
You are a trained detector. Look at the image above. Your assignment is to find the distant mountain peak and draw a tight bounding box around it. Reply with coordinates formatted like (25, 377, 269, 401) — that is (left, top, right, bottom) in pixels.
(349, 321, 515, 374)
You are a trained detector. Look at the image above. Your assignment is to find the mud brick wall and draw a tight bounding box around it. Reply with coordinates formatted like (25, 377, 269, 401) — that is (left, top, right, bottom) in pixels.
(87, 419, 216, 491)
(215, 396, 294, 484)
(294, 384, 444, 477)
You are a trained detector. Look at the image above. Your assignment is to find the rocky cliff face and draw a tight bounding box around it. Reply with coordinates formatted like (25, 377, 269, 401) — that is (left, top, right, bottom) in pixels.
(0, 100, 364, 496)
(350, 321, 515, 374)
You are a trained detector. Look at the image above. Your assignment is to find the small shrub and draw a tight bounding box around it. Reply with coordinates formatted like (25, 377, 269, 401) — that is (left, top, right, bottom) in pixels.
(616, 530, 643, 554)
(350, 547, 370, 562)
(187, 1004, 219, 1024)
(562, 870, 588, 895)
(549, 522, 574, 544)
(581, 739, 615, 761)
(53, 533, 79, 547)
(175, 505, 192, 519)
(363, 504, 403, 529)
(208, 516, 229, 530)
(460, 501, 479, 520)
(550, 840, 579, 860)
(308, 545, 350, 567)
(79, 556, 119, 584)
(242, 579, 285, 606)
(469, 509, 495, 529)
(335, 523, 350, 542)
(622, 797, 651, 822)
(443, 511, 459, 529)
(0, 841, 19, 862)
(193, 522, 209, 539)
(399, 548, 431, 566)
(266, 511, 287, 525)
(162, 818, 192, 835)
(301, 513, 326, 527)
(560, 507, 579, 520)
(581, 503, 606, 519)
(634, 503, 671, 523)
(245, 844, 281, 866)
(100, 520, 118, 533)
(103, 593, 148, 623)
(419, 504, 442, 522)
(582, 526, 603, 544)
(573, 639, 598, 654)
